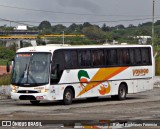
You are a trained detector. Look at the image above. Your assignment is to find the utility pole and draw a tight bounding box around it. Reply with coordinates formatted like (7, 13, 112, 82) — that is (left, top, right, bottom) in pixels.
(62, 31, 64, 45)
(152, 0, 155, 47)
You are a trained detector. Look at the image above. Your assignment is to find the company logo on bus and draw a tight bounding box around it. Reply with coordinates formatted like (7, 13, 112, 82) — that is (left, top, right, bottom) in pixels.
(77, 70, 111, 96)
(133, 69, 149, 76)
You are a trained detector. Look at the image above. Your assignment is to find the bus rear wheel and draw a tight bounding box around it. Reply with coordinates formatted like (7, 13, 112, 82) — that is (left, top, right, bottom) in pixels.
(118, 84, 127, 100)
(63, 88, 73, 105)
(111, 84, 127, 100)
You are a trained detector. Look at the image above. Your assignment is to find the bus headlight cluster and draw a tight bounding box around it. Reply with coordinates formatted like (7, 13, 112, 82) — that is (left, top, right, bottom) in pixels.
(11, 85, 18, 93)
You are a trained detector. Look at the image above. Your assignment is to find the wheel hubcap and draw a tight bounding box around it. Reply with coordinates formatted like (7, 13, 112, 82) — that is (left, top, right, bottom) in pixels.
(120, 88, 125, 97)
(65, 92, 71, 101)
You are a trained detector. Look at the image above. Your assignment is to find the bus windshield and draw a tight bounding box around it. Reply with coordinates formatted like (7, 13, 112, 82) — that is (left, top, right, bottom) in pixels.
(11, 52, 51, 86)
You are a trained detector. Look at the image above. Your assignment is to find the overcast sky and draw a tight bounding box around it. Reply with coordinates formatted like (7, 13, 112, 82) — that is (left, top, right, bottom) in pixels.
(0, 0, 160, 27)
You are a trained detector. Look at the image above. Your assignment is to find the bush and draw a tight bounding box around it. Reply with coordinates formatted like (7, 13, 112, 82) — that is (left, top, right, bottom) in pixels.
(0, 47, 15, 60)
(0, 74, 11, 85)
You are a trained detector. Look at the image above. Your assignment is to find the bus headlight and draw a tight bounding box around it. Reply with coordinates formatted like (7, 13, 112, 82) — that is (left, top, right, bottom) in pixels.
(11, 85, 18, 93)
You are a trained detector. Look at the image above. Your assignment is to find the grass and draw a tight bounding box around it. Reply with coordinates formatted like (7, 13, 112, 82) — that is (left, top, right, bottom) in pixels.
(0, 74, 11, 85)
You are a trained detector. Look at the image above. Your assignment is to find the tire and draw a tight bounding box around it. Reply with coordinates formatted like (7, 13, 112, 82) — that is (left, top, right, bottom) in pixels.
(30, 100, 40, 105)
(111, 84, 127, 100)
(118, 84, 127, 100)
(63, 88, 73, 105)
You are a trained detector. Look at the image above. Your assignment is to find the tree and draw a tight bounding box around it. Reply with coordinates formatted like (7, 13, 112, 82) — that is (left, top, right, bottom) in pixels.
(127, 24, 136, 28)
(83, 22, 92, 28)
(67, 23, 83, 34)
(139, 22, 152, 27)
(155, 20, 160, 25)
(0, 47, 15, 59)
(101, 23, 110, 32)
(115, 24, 125, 30)
(38, 21, 52, 34)
(82, 25, 106, 43)
(39, 21, 52, 30)
(52, 24, 67, 33)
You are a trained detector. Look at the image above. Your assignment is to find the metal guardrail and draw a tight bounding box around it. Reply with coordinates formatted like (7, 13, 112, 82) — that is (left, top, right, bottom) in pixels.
(0, 34, 85, 39)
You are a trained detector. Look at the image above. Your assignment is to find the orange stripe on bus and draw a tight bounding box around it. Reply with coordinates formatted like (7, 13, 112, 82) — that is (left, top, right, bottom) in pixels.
(77, 67, 128, 97)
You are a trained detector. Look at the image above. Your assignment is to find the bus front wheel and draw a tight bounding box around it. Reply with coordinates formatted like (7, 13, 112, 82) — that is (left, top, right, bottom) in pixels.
(63, 88, 73, 105)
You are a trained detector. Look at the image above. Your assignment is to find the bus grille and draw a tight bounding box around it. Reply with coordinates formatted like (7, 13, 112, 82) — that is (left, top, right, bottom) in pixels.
(17, 90, 39, 93)
(19, 95, 36, 100)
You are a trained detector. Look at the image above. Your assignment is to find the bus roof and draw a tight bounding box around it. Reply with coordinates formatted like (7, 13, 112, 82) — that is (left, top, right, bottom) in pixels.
(16, 44, 152, 53)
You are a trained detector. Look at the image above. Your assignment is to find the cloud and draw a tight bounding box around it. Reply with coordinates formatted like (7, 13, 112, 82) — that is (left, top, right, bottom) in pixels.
(56, 0, 101, 13)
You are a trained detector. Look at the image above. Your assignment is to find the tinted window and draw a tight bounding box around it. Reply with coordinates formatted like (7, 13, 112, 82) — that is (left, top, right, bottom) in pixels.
(64, 50, 78, 69)
(135, 49, 142, 64)
(51, 50, 65, 84)
(129, 49, 135, 65)
(141, 48, 151, 65)
(123, 49, 130, 65)
(105, 49, 109, 65)
(52, 50, 65, 71)
(92, 50, 104, 66)
(78, 50, 91, 67)
(108, 49, 117, 65)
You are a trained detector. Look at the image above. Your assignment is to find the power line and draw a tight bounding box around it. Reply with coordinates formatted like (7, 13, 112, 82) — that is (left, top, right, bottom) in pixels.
(0, 16, 160, 27)
(0, 4, 160, 26)
(2, 17, 159, 24)
(0, 4, 158, 18)
(90, 17, 160, 23)
(0, 18, 35, 26)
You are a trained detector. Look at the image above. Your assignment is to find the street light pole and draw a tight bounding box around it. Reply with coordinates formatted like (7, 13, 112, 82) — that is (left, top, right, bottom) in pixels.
(152, 0, 155, 46)
(62, 31, 64, 45)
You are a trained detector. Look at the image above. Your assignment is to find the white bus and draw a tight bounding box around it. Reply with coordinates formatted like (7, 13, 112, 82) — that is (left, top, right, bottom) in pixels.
(7, 44, 154, 105)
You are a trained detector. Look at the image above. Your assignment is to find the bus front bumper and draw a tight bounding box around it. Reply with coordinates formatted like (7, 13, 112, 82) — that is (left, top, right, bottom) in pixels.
(11, 92, 54, 101)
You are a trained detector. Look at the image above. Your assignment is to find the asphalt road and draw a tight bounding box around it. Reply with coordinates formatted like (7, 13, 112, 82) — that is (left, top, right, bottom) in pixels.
(0, 87, 160, 129)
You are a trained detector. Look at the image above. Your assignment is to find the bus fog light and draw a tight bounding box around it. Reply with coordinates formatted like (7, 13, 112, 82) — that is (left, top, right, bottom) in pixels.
(36, 96, 44, 100)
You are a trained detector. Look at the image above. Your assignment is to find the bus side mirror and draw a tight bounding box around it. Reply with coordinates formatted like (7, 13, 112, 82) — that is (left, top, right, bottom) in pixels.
(6, 62, 10, 73)
(6, 59, 14, 72)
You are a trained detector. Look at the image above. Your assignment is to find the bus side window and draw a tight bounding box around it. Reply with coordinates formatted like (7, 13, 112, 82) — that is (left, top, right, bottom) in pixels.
(129, 49, 135, 65)
(109, 49, 117, 66)
(117, 49, 123, 65)
(105, 49, 109, 65)
(65, 50, 78, 69)
(78, 50, 91, 67)
(123, 49, 130, 65)
(92, 49, 104, 66)
(141, 48, 151, 65)
(135, 49, 142, 65)
(51, 50, 65, 84)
